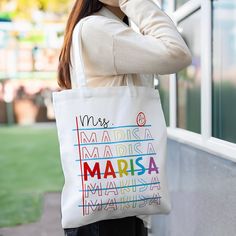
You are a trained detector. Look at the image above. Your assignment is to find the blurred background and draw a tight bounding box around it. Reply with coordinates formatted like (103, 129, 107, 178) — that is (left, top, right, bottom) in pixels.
(0, 0, 236, 235)
(0, 0, 70, 234)
(0, 0, 69, 125)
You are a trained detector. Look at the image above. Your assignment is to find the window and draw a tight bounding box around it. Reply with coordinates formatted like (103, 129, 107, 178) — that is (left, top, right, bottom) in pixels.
(161, 0, 171, 11)
(159, 0, 236, 161)
(212, 0, 236, 143)
(176, 10, 201, 133)
(157, 75, 170, 126)
(175, 0, 189, 9)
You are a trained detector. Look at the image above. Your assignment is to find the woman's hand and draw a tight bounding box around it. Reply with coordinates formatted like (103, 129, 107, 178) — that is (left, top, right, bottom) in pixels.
(99, 0, 119, 7)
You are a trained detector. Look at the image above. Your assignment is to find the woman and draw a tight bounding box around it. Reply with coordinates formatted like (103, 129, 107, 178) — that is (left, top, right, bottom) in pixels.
(58, 0, 192, 235)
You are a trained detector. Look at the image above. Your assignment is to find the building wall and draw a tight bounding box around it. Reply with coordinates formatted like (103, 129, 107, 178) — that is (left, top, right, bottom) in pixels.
(151, 138, 236, 236)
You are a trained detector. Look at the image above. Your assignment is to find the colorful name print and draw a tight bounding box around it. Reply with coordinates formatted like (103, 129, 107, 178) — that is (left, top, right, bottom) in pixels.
(83, 177, 161, 198)
(83, 156, 159, 181)
(74, 113, 162, 216)
(82, 193, 161, 215)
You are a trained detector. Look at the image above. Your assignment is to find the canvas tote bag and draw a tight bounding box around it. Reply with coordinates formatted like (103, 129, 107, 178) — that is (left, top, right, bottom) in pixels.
(52, 16, 171, 229)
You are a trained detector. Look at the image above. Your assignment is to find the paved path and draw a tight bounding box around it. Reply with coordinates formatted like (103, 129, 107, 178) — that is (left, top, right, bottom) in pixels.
(0, 193, 64, 236)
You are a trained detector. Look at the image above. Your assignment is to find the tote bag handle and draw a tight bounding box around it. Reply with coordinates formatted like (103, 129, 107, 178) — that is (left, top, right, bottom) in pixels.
(70, 16, 134, 88)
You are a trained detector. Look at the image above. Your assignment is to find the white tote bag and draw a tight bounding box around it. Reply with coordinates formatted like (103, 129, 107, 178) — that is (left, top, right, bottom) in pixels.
(53, 16, 171, 229)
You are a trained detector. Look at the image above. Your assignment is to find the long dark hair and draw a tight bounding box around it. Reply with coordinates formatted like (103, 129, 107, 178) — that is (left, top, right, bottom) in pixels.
(58, 0, 104, 89)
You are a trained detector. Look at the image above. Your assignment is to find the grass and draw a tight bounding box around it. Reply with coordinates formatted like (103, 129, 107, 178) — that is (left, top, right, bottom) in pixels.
(0, 125, 64, 227)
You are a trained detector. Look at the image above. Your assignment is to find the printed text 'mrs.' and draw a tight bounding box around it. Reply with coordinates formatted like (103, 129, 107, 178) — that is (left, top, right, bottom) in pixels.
(80, 115, 110, 128)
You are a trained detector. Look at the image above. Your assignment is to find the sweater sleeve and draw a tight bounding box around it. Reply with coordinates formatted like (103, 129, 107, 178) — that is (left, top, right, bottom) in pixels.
(81, 0, 192, 76)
